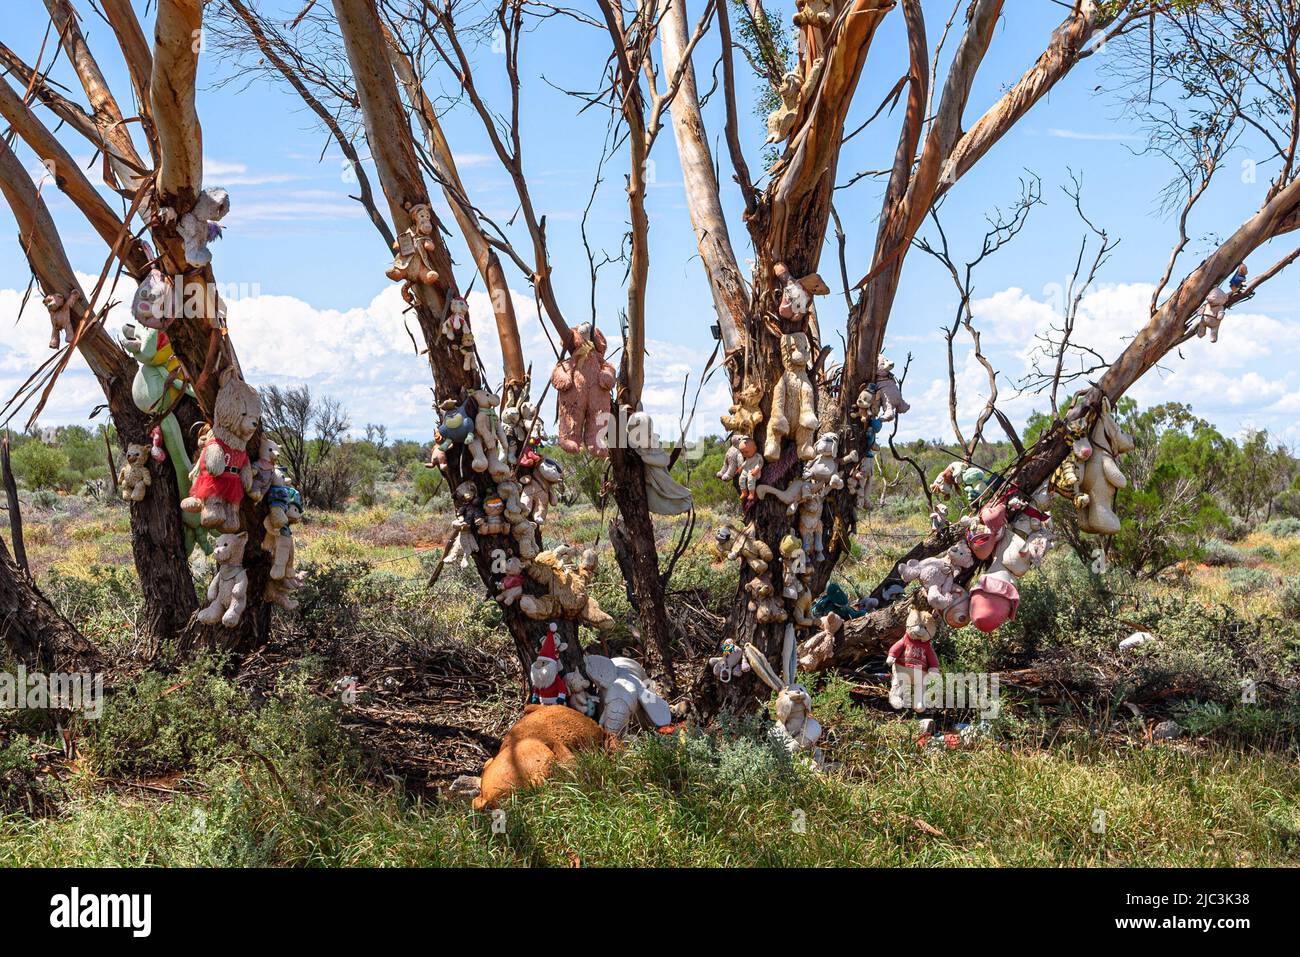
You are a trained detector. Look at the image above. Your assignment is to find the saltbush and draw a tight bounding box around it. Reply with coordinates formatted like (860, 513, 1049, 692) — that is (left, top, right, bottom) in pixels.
(1202, 539, 1244, 567)
(1226, 567, 1272, 594)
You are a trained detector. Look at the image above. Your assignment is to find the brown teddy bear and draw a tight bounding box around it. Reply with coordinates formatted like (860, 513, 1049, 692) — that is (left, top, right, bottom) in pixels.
(520, 547, 615, 631)
(117, 443, 152, 503)
(262, 485, 303, 582)
(386, 202, 440, 303)
(44, 289, 79, 349)
(765, 331, 819, 461)
(181, 374, 261, 533)
(550, 322, 616, 457)
(472, 704, 615, 811)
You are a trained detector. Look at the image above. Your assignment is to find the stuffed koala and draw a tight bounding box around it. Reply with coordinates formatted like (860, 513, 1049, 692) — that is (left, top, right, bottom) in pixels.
(117, 443, 152, 503)
(196, 531, 249, 629)
(178, 188, 229, 268)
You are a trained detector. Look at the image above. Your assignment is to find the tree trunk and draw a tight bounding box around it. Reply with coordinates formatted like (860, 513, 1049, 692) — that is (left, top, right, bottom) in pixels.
(0, 534, 101, 672)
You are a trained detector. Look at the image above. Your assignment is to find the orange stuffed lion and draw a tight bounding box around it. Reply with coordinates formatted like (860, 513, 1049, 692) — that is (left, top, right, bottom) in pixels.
(472, 704, 616, 811)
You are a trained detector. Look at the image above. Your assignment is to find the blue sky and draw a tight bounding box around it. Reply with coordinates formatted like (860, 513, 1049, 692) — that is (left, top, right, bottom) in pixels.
(3, 1, 1298, 448)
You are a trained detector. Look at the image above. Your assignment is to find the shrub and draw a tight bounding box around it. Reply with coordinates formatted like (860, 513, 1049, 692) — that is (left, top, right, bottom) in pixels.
(0, 736, 62, 816)
(11, 441, 67, 490)
(1225, 567, 1271, 594)
(1251, 543, 1279, 562)
(1202, 539, 1244, 567)
(1263, 517, 1300, 537)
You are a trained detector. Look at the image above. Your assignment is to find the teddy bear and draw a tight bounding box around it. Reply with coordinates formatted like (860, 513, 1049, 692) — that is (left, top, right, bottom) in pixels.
(442, 295, 475, 371)
(496, 479, 539, 560)
(720, 379, 764, 435)
(793, 0, 833, 31)
(180, 374, 261, 533)
(1078, 397, 1134, 536)
(475, 495, 510, 536)
(584, 654, 673, 736)
(248, 436, 284, 503)
(887, 608, 940, 711)
(177, 187, 229, 268)
(386, 202, 440, 301)
(195, 531, 250, 629)
(43, 289, 79, 349)
(725, 521, 774, 574)
(773, 262, 830, 320)
(470, 388, 510, 478)
(496, 556, 525, 606)
(550, 322, 616, 456)
(765, 60, 822, 145)
(765, 331, 819, 461)
(746, 571, 787, 624)
(796, 611, 843, 672)
(472, 704, 613, 811)
(131, 268, 174, 330)
(870, 356, 910, 421)
(262, 484, 303, 583)
(117, 443, 152, 503)
(520, 547, 615, 631)
(1196, 286, 1229, 342)
(520, 458, 563, 524)
(900, 540, 974, 614)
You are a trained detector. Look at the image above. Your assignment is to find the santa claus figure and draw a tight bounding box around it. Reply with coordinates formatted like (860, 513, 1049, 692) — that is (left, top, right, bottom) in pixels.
(529, 623, 569, 705)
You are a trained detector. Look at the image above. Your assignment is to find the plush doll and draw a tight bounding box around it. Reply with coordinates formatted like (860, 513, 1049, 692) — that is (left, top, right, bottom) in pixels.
(718, 435, 763, 506)
(764, 60, 822, 145)
(248, 437, 284, 503)
(968, 530, 1047, 634)
(887, 608, 940, 711)
(176, 187, 229, 268)
(584, 654, 673, 736)
(149, 425, 166, 463)
(773, 262, 830, 320)
(496, 478, 539, 560)
(442, 481, 481, 568)
(131, 268, 174, 330)
(117, 443, 152, 503)
(497, 556, 525, 606)
(930, 460, 965, 500)
(180, 374, 261, 533)
(744, 626, 824, 767)
(1049, 421, 1093, 509)
(812, 581, 870, 620)
(900, 541, 974, 614)
(262, 485, 303, 582)
(779, 534, 815, 627)
(793, 0, 834, 31)
(842, 450, 873, 511)
(1196, 286, 1229, 342)
(469, 389, 510, 478)
(746, 571, 787, 624)
(564, 670, 599, 718)
(43, 289, 79, 349)
(472, 704, 612, 811)
(551, 322, 616, 456)
(476, 496, 510, 537)
(726, 521, 774, 574)
(195, 531, 249, 629)
(386, 202, 440, 301)
(806, 431, 841, 485)
(520, 547, 615, 631)
(1077, 398, 1134, 535)
(796, 611, 843, 672)
(720, 380, 764, 435)
(626, 410, 693, 515)
(121, 321, 197, 510)
(871, 356, 910, 421)
(442, 296, 476, 371)
(963, 499, 1008, 562)
(530, 624, 569, 705)
(520, 458, 563, 524)
(709, 637, 751, 683)
(962, 466, 996, 504)
(501, 398, 540, 446)
(765, 332, 820, 461)
(756, 465, 843, 561)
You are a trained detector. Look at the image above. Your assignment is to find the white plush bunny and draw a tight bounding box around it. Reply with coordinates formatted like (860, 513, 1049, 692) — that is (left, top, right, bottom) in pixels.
(744, 625, 824, 768)
(584, 654, 673, 736)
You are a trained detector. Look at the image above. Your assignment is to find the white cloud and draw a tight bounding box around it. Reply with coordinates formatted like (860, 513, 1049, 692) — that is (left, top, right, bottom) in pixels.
(1045, 128, 1142, 142)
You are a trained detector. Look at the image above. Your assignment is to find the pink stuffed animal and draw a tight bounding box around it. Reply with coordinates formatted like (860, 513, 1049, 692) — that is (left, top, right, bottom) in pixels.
(900, 541, 974, 613)
(550, 323, 616, 457)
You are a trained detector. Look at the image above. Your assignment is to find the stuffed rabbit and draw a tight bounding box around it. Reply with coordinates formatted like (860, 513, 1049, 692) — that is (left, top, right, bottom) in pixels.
(743, 625, 824, 768)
